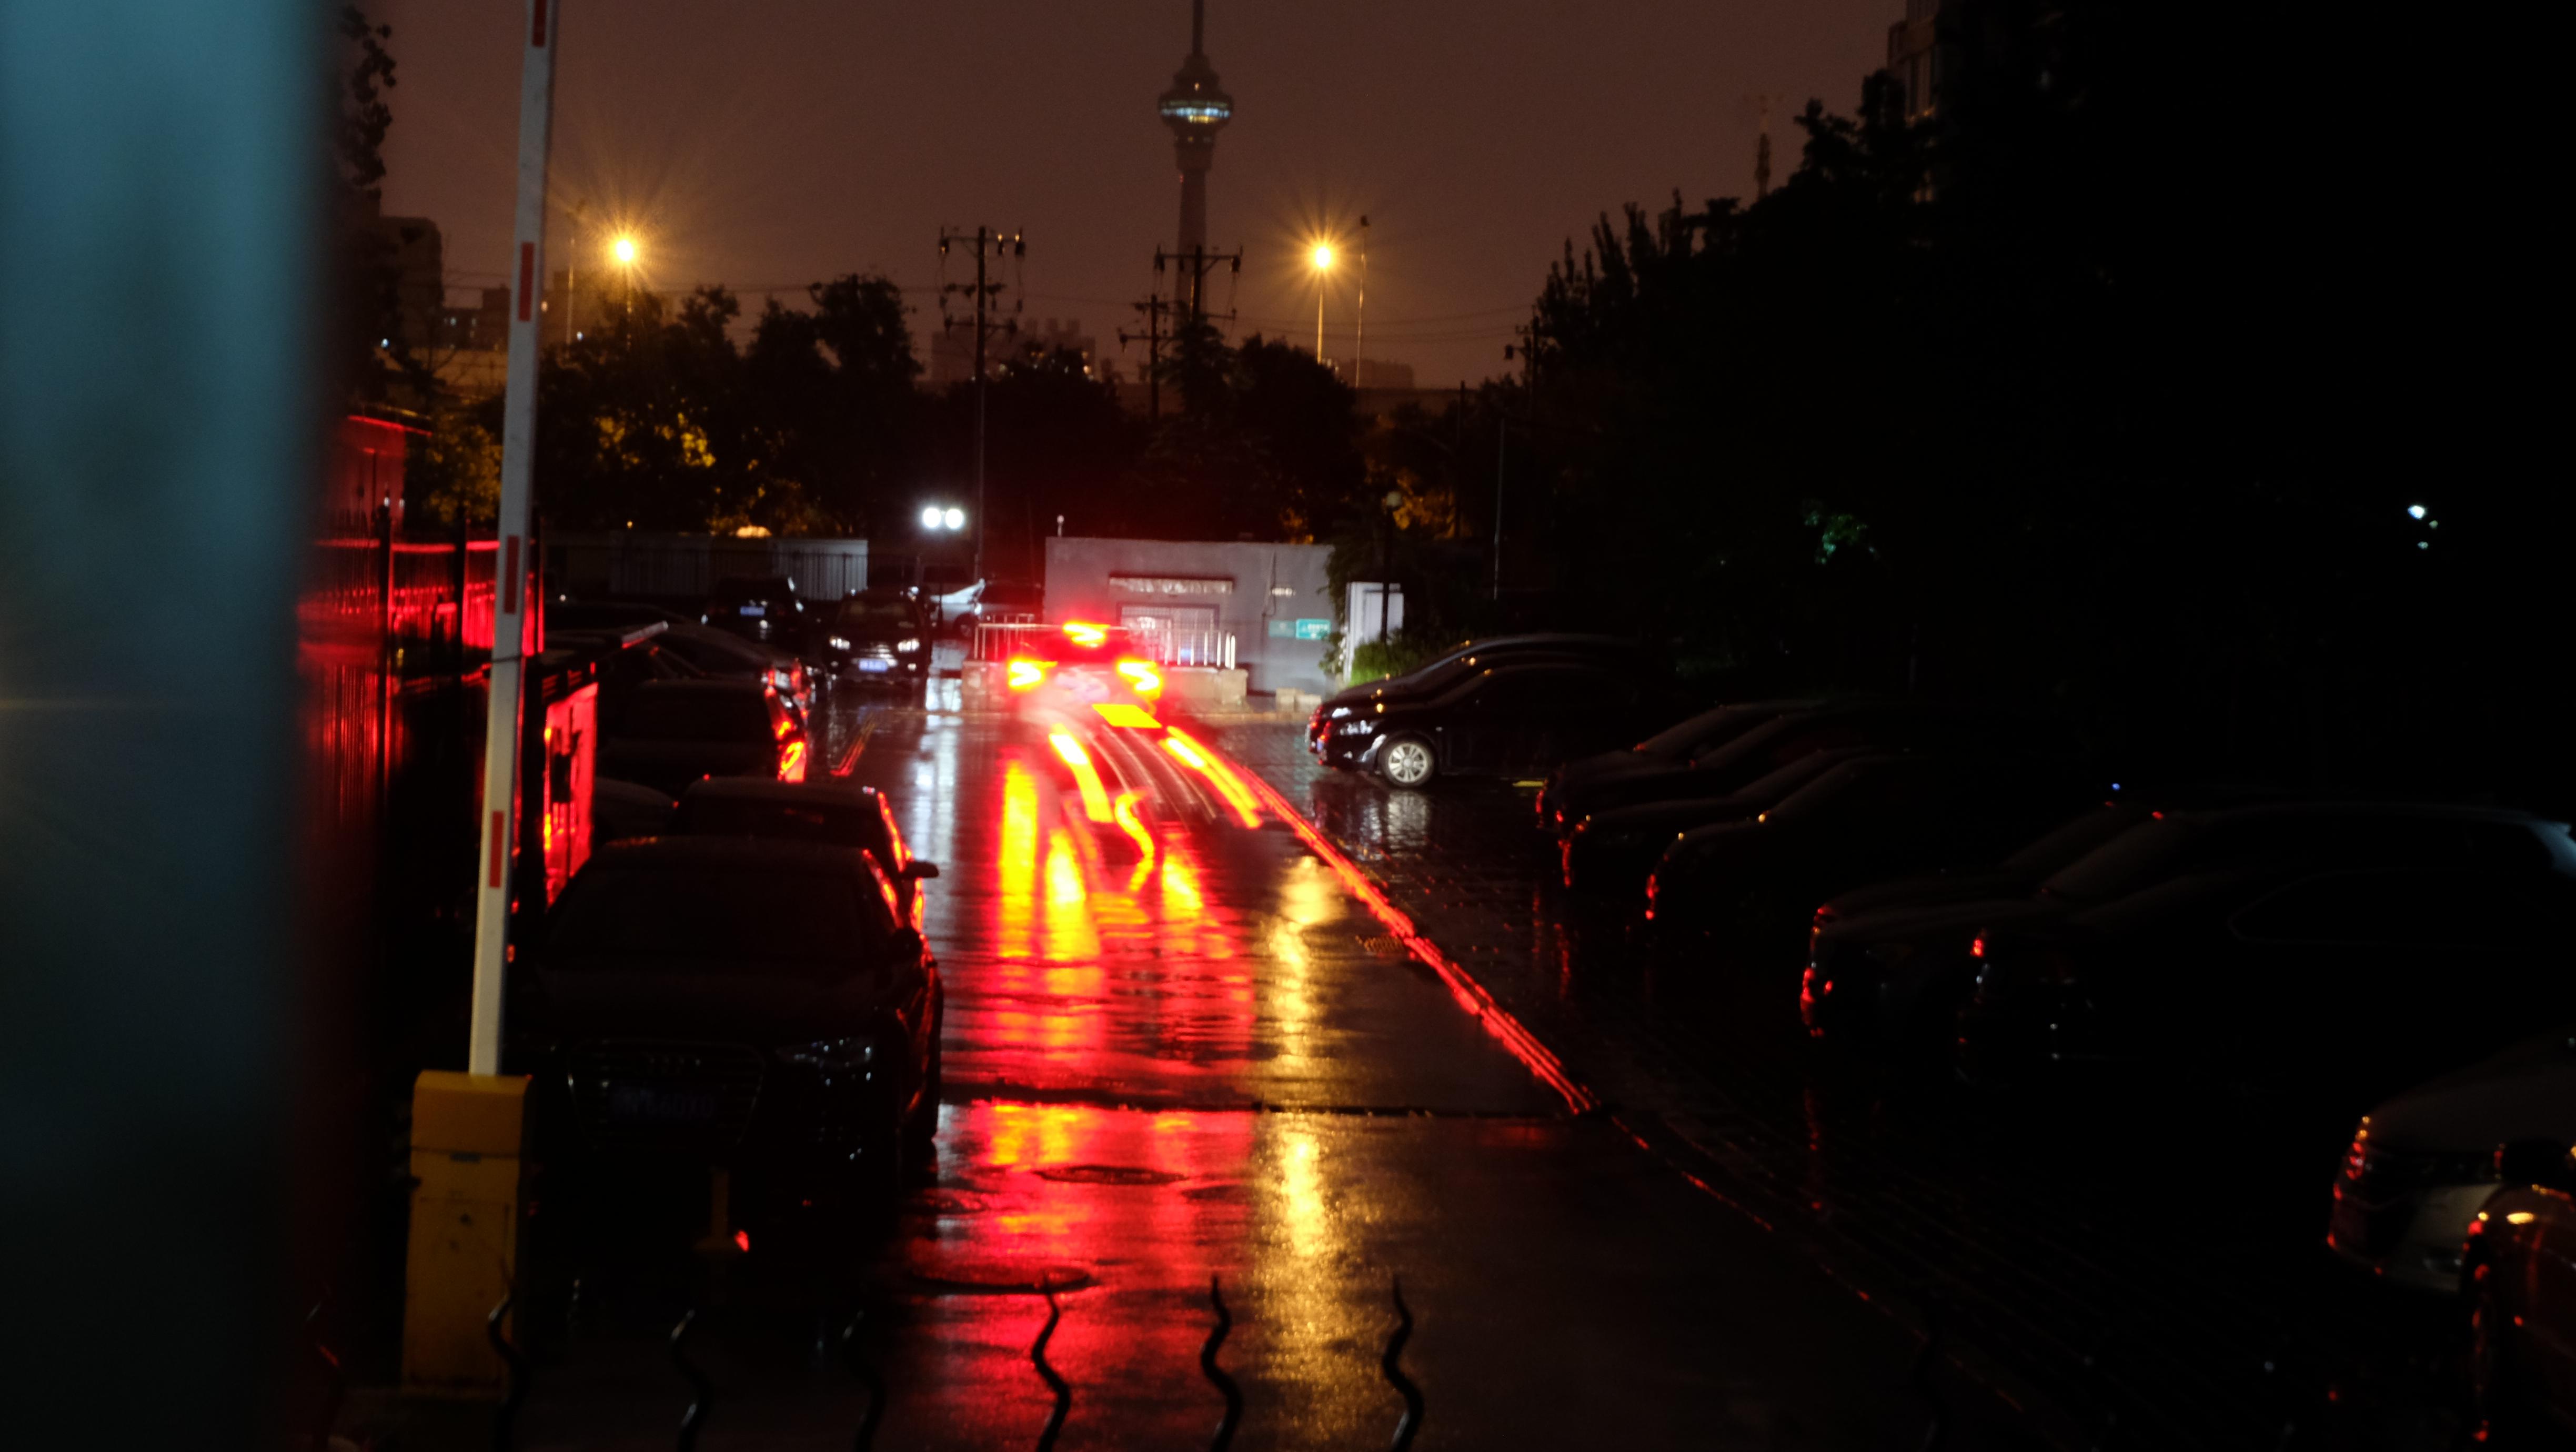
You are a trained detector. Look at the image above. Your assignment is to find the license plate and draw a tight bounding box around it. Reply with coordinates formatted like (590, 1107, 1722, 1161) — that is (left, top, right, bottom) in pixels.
(858, 658, 891, 673)
(738, 603, 765, 618)
(606, 1084, 719, 1125)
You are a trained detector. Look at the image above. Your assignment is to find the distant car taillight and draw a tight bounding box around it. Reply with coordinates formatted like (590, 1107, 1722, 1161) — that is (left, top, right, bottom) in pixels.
(778, 737, 808, 783)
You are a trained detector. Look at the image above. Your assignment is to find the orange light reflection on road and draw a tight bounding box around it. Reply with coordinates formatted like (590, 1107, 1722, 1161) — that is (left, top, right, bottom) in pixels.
(998, 760, 1038, 960)
(1046, 730, 1114, 822)
(1112, 791, 1156, 868)
(1162, 728, 1263, 828)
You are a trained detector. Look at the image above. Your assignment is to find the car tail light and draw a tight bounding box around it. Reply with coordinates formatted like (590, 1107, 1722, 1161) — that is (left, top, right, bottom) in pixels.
(1062, 620, 1109, 648)
(1008, 658, 1052, 691)
(778, 737, 808, 783)
(1116, 658, 1163, 698)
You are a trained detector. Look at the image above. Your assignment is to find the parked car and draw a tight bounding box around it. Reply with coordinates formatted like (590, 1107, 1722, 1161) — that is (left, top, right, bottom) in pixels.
(1003, 620, 1165, 713)
(1561, 744, 1886, 894)
(671, 778, 940, 925)
(2462, 1144, 2576, 1442)
(1309, 634, 1646, 762)
(598, 678, 809, 797)
(555, 602, 813, 717)
(1800, 794, 2279, 1060)
(1544, 699, 1970, 839)
(1642, 752, 2104, 957)
(703, 574, 813, 653)
(1318, 658, 1668, 786)
(1535, 699, 1821, 834)
(2329, 1026, 2576, 1295)
(1956, 804, 2576, 1104)
(821, 589, 932, 686)
(523, 836, 941, 1199)
(591, 778, 675, 843)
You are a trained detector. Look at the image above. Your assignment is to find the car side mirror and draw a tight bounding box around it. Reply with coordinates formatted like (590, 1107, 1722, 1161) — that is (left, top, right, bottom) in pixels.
(2497, 1138, 2576, 1192)
(906, 860, 941, 880)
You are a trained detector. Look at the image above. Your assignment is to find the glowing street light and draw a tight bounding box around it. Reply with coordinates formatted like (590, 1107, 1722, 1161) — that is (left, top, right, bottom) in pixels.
(610, 234, 639, 266)
(1308, 240, 1337, 362)
(921, 505, 967, 531)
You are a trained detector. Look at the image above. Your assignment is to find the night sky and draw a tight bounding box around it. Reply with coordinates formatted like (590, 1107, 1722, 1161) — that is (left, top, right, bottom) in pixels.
(377, 0, 1893, 387)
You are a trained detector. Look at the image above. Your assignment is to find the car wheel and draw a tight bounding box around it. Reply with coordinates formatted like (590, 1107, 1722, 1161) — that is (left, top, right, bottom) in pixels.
(1378, 734, 1436, 788)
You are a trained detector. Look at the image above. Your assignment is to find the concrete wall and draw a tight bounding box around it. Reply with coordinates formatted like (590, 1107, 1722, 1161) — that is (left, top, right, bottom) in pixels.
(1043, 537, 1336, 697)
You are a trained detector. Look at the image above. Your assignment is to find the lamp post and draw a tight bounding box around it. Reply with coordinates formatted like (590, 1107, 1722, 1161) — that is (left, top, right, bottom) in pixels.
(609, 233, 639, 317)
(1309, 241, 1335, 365)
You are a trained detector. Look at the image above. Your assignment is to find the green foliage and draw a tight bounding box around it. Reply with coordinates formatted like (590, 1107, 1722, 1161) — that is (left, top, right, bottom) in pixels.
(1345, 631, 1446, 687)
(408, 396, 502, 527)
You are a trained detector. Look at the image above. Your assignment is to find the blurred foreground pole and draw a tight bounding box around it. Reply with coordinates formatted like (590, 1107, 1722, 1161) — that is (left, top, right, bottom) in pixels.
(468, 0, 560, 1076)
(0, 2, 317, 1446)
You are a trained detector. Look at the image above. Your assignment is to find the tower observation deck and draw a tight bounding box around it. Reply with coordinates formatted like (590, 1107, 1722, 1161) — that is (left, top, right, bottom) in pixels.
(1158, 0, 1232, 312)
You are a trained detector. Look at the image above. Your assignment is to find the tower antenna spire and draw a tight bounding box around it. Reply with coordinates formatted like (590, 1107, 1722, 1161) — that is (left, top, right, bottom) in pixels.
(1191, 0, 1204, 56)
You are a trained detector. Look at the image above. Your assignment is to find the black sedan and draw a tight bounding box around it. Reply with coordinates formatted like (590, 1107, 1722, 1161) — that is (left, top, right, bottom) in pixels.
(1955, 804, 2576, 1111)
(1309, 633, 1645, 760)
(522, 836, 942, 1201)
(819, 589, 932, 686)
(671, 778, 941, 925)
(703, 574, 813, 653)
(1317, 659, 1664, 786)
(599, 678, 809, 796)
(1535, 699, 1819, 835)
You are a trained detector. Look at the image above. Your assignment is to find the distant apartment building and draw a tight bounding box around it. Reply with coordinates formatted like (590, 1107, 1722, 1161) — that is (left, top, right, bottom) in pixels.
(365, 204, 447, 353)
(1885, 0, 1942, 122)
(928, 316, 1100, 387)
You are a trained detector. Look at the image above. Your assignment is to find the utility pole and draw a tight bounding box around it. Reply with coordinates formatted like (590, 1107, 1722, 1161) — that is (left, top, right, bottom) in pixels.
(469, 0, 560, 1077)
(939, 225, 1022, 587)
(1156, 243, 1242, 327)
(1354, 214, 1370, 392)
(1118, 291, 1168, 423)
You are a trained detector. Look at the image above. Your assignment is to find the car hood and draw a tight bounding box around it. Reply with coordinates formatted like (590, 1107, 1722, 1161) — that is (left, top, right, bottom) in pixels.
(2362, 1028, 2576, 1154)
(534, 963, 900, 1043)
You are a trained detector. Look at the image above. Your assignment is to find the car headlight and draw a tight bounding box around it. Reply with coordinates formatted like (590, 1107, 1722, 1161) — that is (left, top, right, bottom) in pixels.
(828, 636, 851, 650)
(896, 638, 921, 652)
(776, 1037, 878, 1072)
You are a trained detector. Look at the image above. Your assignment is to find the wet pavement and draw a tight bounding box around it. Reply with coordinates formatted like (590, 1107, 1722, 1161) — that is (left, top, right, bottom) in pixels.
(1212, 726, 2474, 1451)
(490, 686, 2023, 1450)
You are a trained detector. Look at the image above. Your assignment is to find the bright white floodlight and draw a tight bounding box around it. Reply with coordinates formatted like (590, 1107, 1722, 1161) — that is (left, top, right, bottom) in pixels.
(943, 508, 965, 530)
(921, 506, 944, 529)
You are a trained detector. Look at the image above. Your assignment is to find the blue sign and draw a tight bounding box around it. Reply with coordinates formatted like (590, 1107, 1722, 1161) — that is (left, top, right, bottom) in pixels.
(1294, 618, 1332, 641)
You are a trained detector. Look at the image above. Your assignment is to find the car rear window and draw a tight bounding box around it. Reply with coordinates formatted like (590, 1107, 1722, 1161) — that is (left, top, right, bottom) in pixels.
(619, 691, 769, 742)
(838, 597, 917, 627)
(675, 798, 885, 853)
(545, 866, 885, 972)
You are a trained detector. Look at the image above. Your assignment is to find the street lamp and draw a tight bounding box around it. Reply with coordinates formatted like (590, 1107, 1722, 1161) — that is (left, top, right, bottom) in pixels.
(611, 234, 638, 266)
(920, 505, 967, 531)
(1308, 241, 1336, 364)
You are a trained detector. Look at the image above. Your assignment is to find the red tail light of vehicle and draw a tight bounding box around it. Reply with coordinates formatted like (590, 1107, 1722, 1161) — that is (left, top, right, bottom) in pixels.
(1116, 658, 1164, 699)
(777, 737, 808, 783)
(1007, 658, 1052, 691)
(1061, 620, 1109, 648)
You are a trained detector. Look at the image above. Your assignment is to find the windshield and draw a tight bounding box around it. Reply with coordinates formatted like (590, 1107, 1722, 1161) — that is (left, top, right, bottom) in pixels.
(837, 597, 917, 628)
(545, 867, 883, 973)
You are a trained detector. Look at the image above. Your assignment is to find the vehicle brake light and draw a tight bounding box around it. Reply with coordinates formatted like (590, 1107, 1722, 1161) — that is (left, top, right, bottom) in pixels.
(1062, 620, 1109, 648)
(1008, 658, 1052, 691)
(1116, 658, 1163, 697)
(1970, 936, 1985, 958)
(778, 737, 808, 783)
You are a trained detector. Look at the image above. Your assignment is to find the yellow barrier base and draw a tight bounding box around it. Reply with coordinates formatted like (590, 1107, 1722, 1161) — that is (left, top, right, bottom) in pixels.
(398, 1071, 529, 1397)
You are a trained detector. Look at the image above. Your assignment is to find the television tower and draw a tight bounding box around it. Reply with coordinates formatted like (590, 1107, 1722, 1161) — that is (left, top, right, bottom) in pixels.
(1158, 0, 1233, 314)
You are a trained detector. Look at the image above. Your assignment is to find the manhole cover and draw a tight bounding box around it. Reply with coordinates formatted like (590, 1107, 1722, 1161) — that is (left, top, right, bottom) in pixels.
(1033, 1164, 1185, 1187)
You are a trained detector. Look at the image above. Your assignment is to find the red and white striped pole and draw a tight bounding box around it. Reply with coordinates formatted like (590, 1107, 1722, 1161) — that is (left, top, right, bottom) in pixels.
(468, 0, 560, 1076)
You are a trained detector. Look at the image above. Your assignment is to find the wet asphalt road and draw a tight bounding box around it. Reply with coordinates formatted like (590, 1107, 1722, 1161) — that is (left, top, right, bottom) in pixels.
(1213, 729, 2475, 1451)
(502, 684, 2013, 1450)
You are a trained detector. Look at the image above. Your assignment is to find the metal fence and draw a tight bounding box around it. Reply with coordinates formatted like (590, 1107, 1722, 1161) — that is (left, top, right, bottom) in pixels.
(549, 533, 870, 603)
(971, 622, 1236, 669)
